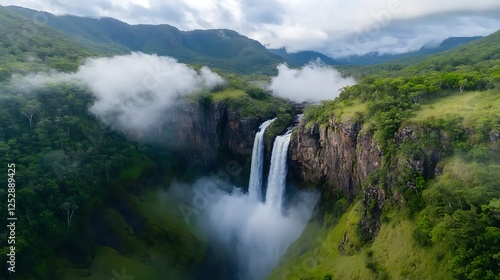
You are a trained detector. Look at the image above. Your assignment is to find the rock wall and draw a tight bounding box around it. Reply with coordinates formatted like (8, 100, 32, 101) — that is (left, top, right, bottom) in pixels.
(288, 118, 382, 197)
(159, 100, 261, 182)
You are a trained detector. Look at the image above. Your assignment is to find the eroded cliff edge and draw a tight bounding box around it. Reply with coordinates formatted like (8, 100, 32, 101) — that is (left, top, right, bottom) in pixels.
(288, 118, 382, 198)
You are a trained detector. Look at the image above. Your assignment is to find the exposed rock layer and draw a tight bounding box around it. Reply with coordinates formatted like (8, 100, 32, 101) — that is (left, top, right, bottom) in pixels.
(288, 119, 382, 197)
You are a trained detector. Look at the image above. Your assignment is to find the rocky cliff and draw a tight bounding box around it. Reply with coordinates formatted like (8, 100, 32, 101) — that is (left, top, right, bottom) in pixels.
(158, 99, 262, 182)
(288, 118, 382, 198)
(287, 117, 457, 239)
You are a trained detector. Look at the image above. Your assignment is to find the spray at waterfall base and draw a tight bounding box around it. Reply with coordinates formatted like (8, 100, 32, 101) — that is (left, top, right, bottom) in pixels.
(170, 118, 318, 280)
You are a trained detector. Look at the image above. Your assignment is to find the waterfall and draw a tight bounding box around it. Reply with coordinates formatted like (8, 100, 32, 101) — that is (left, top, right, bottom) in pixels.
(248, 118, 275, 201)
(265, 130, 292, 210)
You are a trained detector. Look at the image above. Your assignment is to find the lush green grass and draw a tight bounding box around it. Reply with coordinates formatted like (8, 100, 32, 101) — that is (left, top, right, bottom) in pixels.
(407, 90, 500, 129)
(269, 203, 372, 280)
(304, 99, 367, 129)
(336, 100, 368, 122)
(211, 88, 248, 101)
(369, 218, 451, 280)
(210, 88, 292, 119)
(270, 203, 452, 280)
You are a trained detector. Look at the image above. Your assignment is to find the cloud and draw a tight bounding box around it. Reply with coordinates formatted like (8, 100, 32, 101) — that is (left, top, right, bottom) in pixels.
(12, 71, 77, 91)
(168, 177, 319, 280)
(3, 0, 500, 56)
(14, 52, 224, 133)
(269, 62, 356, 103)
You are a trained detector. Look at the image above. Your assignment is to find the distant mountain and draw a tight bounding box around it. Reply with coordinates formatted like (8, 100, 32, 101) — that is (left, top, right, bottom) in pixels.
(7, 6, 285, 75)
(4, 5, 488, 72)
(335, 36, 483, 65)
(0, 5, 113, 74)
(407, 30, 500, 75)
(267, 48, 339, 66)
(268, 36, 483, 67)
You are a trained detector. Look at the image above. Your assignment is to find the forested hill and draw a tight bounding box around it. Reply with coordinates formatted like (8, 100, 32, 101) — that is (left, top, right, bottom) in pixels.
(271, 28, 500, 280)
(406, 29, 500, 75)
(267, 48, 340, 66)
(0, 5, 111, 76)
(335, 36, 483, 65)
(339, 29, 500, 79)
(6, 5, 285, 75)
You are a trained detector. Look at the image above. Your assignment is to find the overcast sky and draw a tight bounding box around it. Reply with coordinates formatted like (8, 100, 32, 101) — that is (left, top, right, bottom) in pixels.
(3, 0, 500, 56)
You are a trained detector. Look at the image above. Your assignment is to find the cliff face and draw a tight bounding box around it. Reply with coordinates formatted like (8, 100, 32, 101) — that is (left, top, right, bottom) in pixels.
(160, 100, 260, 178)
(288, 116, 473, 240)
(288, 118, 382, 197)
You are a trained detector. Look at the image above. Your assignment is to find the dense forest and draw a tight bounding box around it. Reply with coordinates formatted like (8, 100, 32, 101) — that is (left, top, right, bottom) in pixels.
(0, 3, 499, 280)
(271, 30, 500, 280)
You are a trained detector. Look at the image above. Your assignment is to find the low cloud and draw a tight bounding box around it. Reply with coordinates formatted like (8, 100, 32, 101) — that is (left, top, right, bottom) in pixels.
(14, 52, 224, 133)
(269, 62, 356, 103)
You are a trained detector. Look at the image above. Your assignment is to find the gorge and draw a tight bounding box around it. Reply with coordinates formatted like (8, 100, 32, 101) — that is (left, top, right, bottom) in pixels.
(0, 5, 498, 279)
(177, 117, 317, 280)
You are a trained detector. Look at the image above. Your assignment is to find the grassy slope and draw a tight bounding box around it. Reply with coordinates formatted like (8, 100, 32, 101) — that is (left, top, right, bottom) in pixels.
(272, 88, 500, 279)
(407, 90, 500, 129)
(270, 203, 452, 280)
(210, 88, 292, 119)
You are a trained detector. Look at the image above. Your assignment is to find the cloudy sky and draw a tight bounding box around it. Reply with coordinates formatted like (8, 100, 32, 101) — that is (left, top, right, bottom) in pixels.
(2, 0, 500, 56)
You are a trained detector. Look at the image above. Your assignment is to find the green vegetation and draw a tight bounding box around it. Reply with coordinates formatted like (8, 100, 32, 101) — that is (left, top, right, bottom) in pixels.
(8, 6, 284, 75)
(336, 36, 482, 66)
(276, 29, 500, 279)
(0, 6, 113, 74)
(0, 78, 208, 279)
(210, 88, 286, 119)
(208, 74, 293, 119)
(0, 16, 290, 276)
(1, 3, 499, 279)
(408, 90, 500, 129)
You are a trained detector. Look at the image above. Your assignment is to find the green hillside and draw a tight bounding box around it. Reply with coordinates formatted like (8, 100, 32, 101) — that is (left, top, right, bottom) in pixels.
(268, 48, 340, 66)
(335, 36, 482, 65)
(7, 5, 285, 75)
(272, 29, 500, 280)
(339, 31, 500, 80)
(0, 5, 113, 77)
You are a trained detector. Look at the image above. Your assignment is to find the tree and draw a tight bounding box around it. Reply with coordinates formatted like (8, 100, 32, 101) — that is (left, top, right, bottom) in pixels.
(61, 202, 78, 228)
(459, 78, 468, 93)
(0, 68, 11, 82)
(22, 101, 40, 129)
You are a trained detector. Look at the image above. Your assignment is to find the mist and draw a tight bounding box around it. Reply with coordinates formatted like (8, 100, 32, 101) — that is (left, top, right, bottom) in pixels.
(269, 62, 356, 103)
(14, 52, 224, 133)
(168, 177, 319, 280)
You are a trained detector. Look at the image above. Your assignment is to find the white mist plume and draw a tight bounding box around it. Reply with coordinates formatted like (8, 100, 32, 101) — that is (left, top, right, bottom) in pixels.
(270, 62, 356, 103)
(169, 177, 318, 280)
(14, 52, 224, 133)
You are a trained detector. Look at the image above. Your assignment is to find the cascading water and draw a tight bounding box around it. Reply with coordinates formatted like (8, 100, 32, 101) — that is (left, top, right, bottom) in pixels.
(178, 116, 317, 280)
(265, 130, 292, 210)
(248, 119, 275, 201)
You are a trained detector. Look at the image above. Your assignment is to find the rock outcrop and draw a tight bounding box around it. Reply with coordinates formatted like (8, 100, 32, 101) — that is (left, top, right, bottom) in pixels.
(288, 118, 382, 198)
(158, 100, 262, 183)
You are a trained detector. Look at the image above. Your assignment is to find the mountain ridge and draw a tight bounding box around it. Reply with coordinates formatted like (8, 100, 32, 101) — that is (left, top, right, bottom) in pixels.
(7, 5, 487, 71)
(6, 5, 285, 74)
